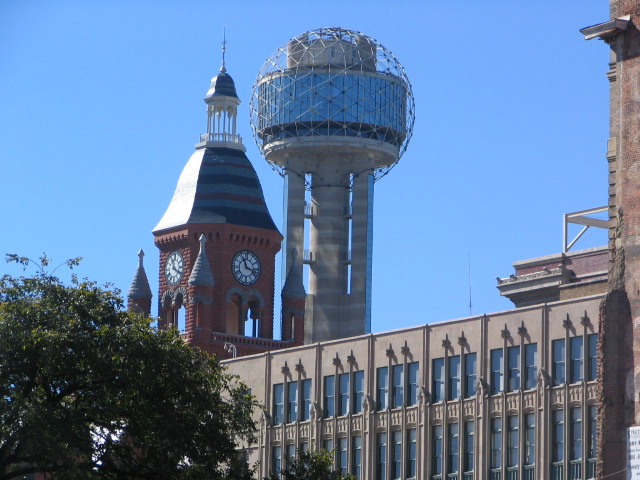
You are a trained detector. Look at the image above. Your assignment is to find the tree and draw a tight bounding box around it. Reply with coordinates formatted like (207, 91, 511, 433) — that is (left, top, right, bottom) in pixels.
(0, 255, 256, 480)
(264, 450, 356, 480)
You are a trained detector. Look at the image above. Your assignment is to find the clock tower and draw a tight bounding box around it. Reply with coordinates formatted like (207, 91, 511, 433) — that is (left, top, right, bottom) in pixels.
(152, 52, 296, 358)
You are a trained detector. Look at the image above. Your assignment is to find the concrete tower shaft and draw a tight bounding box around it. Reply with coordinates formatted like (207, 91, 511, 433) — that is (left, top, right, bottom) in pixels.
(250, 28, 415, 342)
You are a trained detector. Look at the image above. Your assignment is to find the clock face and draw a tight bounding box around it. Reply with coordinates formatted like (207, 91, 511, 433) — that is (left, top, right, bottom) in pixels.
(164, 251, 184, 286)
(232, 250, 261, 286)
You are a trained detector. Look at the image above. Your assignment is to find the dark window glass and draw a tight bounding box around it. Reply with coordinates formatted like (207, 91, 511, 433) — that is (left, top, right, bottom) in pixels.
(588, 405, 597, 459)
(339, 373, 350, 416)
(552, 409, 564, 462)
(353, 371, 364, 413)
(324, 375, 335, 418)
(570, 407, 582, 461)
(525, 413, 535, 466)
(406, 429, 417, 479)
(525, 343, 537, 390)
(286, 444, 296, 465)
(272, 446, 282, 475)
(465, 353, 477, 398)
(507, 346, 520, 392)
(273, 383, 284, 425)
(392, 364, 404, 408)
(324, 438, 333, 452)
(432, 425, 443, 476)
(570, 336, 584, 384)
(449, 355, 461, 400)
(408, 362, 419, 405)
(287, 381, 298, 423)
(432, 358, 445, 402)
(391, 430, 402, 480)
(338, 437, 348, 473)
(507, 415, 519, 467)
(464, 421, 474, 473)
(491, 417, 503, 469)
(491, 349, 504, 394)
(448, 422, 459, 473)
(552, 339, 566, 386)
(377, 367, 388, 410)
(377, 433, 387, 480)
(301, 379, 312, 421)
(352, 436, 362, 479)
(588, 334, 598, 381)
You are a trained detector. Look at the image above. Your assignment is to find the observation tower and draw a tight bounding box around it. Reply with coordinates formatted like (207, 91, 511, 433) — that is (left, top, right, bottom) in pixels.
(250, 28, 415, 342)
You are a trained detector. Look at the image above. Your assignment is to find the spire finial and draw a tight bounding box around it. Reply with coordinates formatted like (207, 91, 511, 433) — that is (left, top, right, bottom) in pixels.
(221, 26, 227, 73)
(138, 249, 145, 266)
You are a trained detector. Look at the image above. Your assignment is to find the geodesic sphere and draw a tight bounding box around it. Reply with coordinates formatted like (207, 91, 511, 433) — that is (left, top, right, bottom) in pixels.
(250, 27, 415, 180)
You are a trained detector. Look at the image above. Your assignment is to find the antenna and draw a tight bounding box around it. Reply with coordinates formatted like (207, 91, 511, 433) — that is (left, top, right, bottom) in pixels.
(468, 253, 473, 316)
(221, 25, 227, 72)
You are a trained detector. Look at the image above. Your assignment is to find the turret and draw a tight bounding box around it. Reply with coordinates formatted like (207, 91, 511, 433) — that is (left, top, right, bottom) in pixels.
(127, 249, 152, 315)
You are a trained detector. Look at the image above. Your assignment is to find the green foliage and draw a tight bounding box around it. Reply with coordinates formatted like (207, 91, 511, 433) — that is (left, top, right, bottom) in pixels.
(264, 450, 356, 480)
(0, 255, 257, 480)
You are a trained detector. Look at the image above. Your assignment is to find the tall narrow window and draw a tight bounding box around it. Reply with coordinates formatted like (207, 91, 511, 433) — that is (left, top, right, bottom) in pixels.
(273, 384, 284, 425)
(552, 410, 565, 463)
(391, 430, 402, 480)
(464, 353, 477, 398)
(464, 421, 475, 474)
(433, 358, 445, 402)
(406, 429, 417, 480)
(377, 432, 387, 480)
(524, 343, 537, 390)
(287, 381, 298, 423)
(353, 370, 364, 413)
(588, 334, 598, 381)
(377, 367, 389, 410)
(338, 437, 348, 473)
(272, 446, 282, 475)
(552, 339, 566, 386)
(324, 375, 335, 418)
(524, 413, 535, 466)
(491, 349, 504, 394)
(588, 404, 597, 480)
(570, 336, 584, 384)
(449, 355, 461, 400)
(352, 435, 362, 479)
(432, 425, 443, 479)
(323, 438, 334, 452)
(301, 379, 312, 421)
(448, 422, 459, 474)
(570, 407, 582, 461)
(507, 415, 519, 468)
(491, 417, 503, 471)
(408, 362, 419, 405)
(339, 373, 350, 416)
(286, 444, 296, 466)
(392, 364, 404, 408)
(507, 346, 520, 392)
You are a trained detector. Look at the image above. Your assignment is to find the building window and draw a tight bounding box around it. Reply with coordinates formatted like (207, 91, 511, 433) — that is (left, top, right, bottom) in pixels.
(491, 349, 504, 394)
(353, 370, 365, 413)
(588, 405, 597, 479)
(352, 435, 362, 479)
(324, 375, 335, 418)
(464, 421, 474, 474)
(433, 358, 445, 402)
(286, 443, 296, 468)
(507, 346, 520, 392)
(552, 409, 565, 480)
(432, 425, 443, 479)
(588, 334, 598, 381)
(377, 367, 389, 410)
(570, 336, 584, 384)
(507, 415, 519, 469)
(464, 353, 477, 398)
(287, 381, 298, 423)
(377, 432, 387, 480)
(524, 343, 537, 390)
(301, 379, 312, 421)
(338, 437, 348, 474)
(391, 430, 402, 480)
(448, 422, 459, 474)
(490, 417, 503, 472)
(408, 362, 419, 405)
(570, 407, 582, 461)
(392, 364, 404, 408)
(524, 413, 535, 467)
(552, 339, 566, 386)
(406, 428, 417, 480)
(272, 446, 282, 475)
(323, 438, 334, 452)
(448, 355, 461, 400)
(273, 384, 284, 425)
(339, 373, 350, 416)
(300, 441, 309, 452)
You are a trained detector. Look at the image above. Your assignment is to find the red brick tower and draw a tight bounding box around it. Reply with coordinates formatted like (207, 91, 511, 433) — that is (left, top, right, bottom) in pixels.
(582, 3, 640, 478)
(151, 54, 301, 358)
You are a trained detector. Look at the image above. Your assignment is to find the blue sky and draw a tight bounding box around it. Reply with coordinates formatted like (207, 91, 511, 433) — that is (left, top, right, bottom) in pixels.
(0, 1, 611, 334)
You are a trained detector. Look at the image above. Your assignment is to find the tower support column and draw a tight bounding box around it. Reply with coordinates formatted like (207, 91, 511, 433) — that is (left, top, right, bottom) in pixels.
(283, 169, 306, 286)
